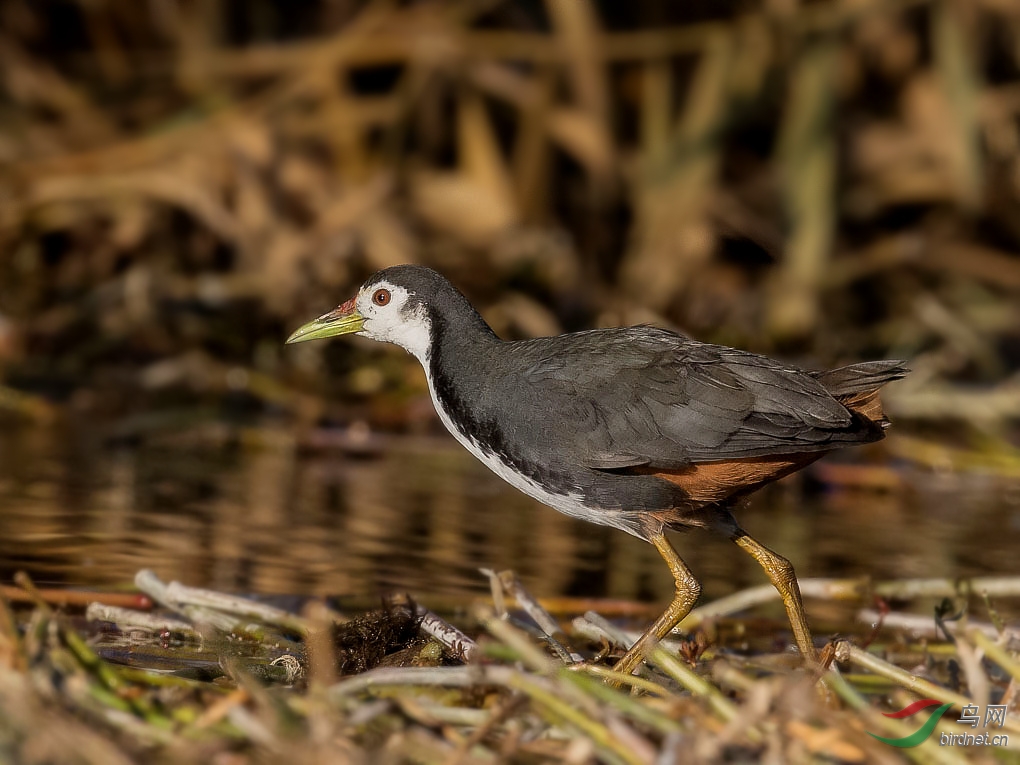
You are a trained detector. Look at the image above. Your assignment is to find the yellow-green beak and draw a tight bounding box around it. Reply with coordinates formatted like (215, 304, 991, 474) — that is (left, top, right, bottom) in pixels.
(285, 298, 364, 344)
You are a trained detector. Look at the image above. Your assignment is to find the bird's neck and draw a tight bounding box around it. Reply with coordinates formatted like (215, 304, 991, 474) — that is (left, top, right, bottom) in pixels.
(425, 303, 499, 372)
(421, 303, 500, 430)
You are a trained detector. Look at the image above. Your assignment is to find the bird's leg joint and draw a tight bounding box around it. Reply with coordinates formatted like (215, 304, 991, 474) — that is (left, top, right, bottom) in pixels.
(649, 533, 701, 613)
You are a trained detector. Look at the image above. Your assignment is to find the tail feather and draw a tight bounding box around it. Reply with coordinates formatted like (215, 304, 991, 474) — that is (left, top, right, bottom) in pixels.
(811, 360, 909, 430)
(811, 360, 909, 397)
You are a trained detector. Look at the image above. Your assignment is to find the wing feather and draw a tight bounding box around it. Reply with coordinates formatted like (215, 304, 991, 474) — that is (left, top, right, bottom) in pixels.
(512, 327, 874, 471)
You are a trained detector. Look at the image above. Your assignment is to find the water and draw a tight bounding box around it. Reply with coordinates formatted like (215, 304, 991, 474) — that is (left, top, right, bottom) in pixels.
(2, 420, 1019, 619)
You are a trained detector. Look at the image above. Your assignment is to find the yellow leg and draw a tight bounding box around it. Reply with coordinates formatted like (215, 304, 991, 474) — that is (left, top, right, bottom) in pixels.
(613, 532, 701, 677)
(730, 529, 818, 662)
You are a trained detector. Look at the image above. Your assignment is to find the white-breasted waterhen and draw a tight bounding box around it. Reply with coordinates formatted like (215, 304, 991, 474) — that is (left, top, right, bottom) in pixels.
(287, 265, 907, 674)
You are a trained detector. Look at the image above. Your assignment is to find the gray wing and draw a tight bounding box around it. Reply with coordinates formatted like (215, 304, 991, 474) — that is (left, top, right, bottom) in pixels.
(516, 327, 855, 470)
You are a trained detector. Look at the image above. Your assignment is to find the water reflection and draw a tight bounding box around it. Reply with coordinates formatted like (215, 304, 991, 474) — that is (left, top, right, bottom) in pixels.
(1, 422, 1018, 613)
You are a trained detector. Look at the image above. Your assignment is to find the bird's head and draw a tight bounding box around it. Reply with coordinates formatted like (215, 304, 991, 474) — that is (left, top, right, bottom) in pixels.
(286, 265, 475, 362)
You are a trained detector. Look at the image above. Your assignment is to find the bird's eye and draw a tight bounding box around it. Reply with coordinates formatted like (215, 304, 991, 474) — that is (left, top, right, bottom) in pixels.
(372, 288, 391, 306)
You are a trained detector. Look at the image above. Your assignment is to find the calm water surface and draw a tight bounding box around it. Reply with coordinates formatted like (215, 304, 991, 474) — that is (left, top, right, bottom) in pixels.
(2, 421, 1019, 616)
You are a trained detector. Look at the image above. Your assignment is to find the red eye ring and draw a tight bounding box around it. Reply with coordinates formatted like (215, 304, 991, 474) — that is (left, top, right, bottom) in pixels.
(372, 288, 391, 306)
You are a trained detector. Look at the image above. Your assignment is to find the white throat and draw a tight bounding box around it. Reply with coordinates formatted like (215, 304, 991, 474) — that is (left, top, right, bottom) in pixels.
(356, 284, 433, 364)
(376, 302, 432, 364)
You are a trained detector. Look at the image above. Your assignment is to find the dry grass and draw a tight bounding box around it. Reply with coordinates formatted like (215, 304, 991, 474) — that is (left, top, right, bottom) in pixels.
(2, 568, 1020, 764)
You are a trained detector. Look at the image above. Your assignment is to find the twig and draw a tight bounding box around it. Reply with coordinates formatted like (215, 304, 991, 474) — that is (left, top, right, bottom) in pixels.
(0, 585, 152, 611)
(416, 605, 478, 664)
(134, 570, 307, 635)
(480, 569, 507, 618)
(572, 612, 682, 656)
(858, 608, 1018, 645)
(680, 578, 867, 629)
(495, 571, 583, 664)
(85, 603, 198, 637)
(162, 579, 308, 634)
(873, 576, 1020, 600)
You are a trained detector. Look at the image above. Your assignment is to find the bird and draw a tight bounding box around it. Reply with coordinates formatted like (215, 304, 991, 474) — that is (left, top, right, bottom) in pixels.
(286, 265, 907, 675)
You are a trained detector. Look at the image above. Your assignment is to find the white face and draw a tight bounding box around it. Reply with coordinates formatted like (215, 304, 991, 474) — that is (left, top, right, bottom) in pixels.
(355, 280, 432, 363)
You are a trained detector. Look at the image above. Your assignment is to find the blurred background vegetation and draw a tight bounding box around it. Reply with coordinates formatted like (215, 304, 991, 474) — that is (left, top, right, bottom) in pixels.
(1, 0, 1019, 434)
